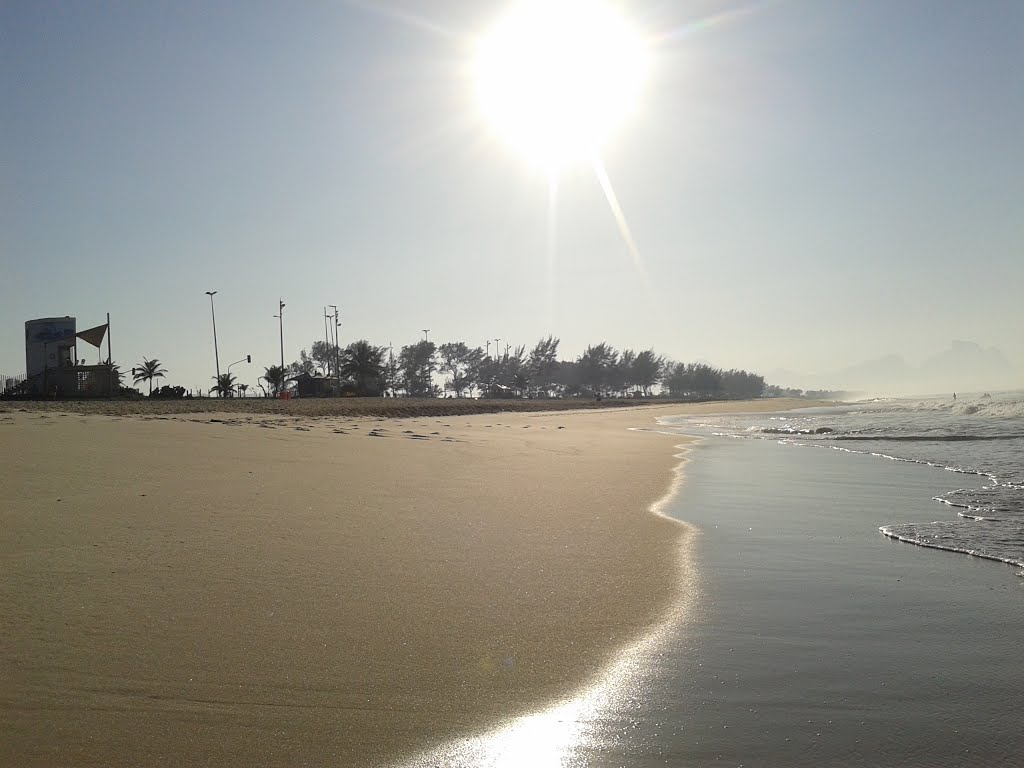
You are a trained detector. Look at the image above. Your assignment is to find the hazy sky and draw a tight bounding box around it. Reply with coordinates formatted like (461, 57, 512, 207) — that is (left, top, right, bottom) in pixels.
(2, 0, 1022, 392)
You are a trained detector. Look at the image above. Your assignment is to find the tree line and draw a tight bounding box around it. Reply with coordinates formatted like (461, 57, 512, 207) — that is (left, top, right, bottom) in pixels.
(12, 340, 781, 401)
(274, 336, 768, 400)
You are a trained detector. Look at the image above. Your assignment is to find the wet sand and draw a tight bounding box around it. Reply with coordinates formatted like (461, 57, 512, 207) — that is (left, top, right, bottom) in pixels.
(0, 398, 811, 766)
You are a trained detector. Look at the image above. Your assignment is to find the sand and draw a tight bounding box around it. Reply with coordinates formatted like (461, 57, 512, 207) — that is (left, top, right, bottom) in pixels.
(0, 398, 812, 766)
(2, 395, 821, 419)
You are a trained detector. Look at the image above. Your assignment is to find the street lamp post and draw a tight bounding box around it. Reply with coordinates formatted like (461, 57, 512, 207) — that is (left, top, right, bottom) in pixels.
(495, 338, 501, 360)
(205, 291, 221, 390)
(323, 307, 332, 376)
(330, 305, 340, 394)
(277, 299, 285, 372)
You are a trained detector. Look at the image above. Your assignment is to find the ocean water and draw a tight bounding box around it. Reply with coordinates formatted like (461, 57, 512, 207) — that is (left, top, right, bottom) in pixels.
(399, 426, 1024, 767)
(667, 392, 1024, 572)
(398, 396, 1024, 767)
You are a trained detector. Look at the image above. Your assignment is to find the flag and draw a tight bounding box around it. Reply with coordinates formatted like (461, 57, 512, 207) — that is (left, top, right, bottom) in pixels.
(76, 324, 108, 348)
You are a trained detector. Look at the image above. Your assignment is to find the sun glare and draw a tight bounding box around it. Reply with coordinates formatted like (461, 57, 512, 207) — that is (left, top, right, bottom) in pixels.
(473, 0, 649, 170)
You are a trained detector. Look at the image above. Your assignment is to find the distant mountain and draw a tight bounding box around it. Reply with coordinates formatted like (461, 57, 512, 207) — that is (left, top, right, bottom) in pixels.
(771, 341, 1018, 396)
(832, 354, 913, 389)
(919, 340, 1015, 385)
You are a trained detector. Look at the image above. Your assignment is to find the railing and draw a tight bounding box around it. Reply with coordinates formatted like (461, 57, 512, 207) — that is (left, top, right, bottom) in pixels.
(1, 373, 27, 395)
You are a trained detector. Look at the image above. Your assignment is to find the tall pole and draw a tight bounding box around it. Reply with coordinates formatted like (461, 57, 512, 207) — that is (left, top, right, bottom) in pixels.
(388, 342, 394, 397)
(486, 340, 491, 358)
(422, 329, 430, 342)
(330, 305, 340, 395)
(105, 311, 112, 393)
(495, 338, 501, 360)
(323, 308, 331, 376)
(278, 299, 285, 373)
(206, 291, 220, 387)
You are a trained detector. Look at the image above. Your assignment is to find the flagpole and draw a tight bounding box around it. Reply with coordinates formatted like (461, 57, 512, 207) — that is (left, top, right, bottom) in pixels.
(106, 313, 112, 365)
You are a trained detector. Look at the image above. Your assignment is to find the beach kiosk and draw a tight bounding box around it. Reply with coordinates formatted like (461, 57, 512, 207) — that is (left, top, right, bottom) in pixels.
(24, 315, 116, 397)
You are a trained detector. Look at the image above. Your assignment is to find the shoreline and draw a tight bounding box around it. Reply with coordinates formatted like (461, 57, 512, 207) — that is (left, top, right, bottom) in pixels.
(623, 435, 1024, 765)
(394, 435, 703, 767)
(0, 398, 821, 766)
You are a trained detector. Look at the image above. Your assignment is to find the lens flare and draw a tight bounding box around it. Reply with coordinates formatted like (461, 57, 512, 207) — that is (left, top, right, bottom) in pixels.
(473, 0, 649, 171)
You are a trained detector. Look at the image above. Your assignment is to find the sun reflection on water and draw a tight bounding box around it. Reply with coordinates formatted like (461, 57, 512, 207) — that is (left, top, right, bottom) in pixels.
(395, 584, 695, 767)
(396, 446, 698, 767)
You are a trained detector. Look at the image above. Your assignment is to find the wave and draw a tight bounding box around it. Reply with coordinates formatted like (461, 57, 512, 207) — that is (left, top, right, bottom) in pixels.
(826, 443, 1013, 489)
(879, 523, 1024, 570)
(831, 433, 1024, 442)
(956, 511, 987, 521)
(888, 398, 1024, 419)
(757, 426, 835, 435)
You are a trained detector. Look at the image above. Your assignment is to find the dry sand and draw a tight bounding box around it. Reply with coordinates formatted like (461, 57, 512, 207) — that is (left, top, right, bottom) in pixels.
(0, 398, 813, 766)
(4, 396, 699, 419)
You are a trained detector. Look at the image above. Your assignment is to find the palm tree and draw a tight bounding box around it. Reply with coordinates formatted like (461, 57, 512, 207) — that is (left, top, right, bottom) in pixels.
(237, 383, 249, 398)
(261, 364, 287, 397)
(212, 372, 237, 398)
(133, 358, 167, 396)
(340, 340, 387, 396)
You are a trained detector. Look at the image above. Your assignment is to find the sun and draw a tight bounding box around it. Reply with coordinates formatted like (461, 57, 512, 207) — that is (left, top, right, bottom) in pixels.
(472, 0, 649, 171)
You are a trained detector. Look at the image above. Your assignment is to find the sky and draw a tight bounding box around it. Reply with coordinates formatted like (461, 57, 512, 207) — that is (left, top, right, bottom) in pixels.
(2, 0, 1022, 393)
